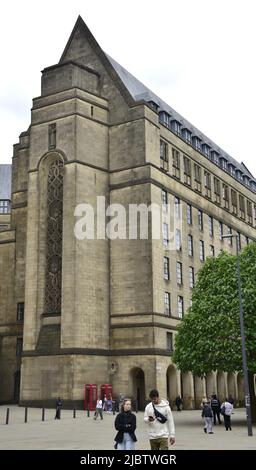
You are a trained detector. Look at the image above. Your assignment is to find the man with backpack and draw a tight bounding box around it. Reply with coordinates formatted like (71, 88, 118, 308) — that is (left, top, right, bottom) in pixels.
(144, 389, 175, 450)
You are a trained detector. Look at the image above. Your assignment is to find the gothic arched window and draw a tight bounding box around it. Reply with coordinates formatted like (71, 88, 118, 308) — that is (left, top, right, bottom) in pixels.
(44, 158, 64, 314)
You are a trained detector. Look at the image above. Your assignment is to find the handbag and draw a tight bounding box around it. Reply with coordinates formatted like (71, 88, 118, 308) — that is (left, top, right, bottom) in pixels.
(153, 404, 167, 423)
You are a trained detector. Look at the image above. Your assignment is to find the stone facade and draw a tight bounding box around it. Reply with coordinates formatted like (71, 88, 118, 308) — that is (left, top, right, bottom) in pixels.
(0, 16, 255, 409)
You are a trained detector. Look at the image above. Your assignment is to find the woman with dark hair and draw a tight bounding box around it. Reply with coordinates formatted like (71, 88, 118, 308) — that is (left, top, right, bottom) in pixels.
(114, 398, 137, 450)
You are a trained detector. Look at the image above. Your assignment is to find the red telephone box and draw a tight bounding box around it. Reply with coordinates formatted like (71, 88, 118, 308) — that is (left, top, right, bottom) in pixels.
(84, 384, 98, 411)
(100, 383, 113, 400)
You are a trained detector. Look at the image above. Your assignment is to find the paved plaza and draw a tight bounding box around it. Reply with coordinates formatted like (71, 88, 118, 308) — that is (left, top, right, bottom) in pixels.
(0, 406, 255, 450)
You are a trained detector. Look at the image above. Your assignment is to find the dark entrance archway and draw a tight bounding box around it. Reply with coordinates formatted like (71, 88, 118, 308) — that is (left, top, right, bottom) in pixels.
(130, 368, 145, 410)
(14, 370, 20, 403)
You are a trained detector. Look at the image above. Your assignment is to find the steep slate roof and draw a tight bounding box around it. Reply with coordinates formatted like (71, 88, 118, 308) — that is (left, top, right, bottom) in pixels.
(107, 54, 255, 183)
(0, 164, 12, 200)
(60, 16, 255, 186)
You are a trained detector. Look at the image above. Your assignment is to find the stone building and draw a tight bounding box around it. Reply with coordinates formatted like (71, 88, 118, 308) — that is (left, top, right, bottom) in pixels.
(0, 16, 255, 409)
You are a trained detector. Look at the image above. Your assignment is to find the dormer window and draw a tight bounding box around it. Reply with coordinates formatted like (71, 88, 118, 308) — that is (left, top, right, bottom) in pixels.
(182, 128, 192, 144)
(250, 180, 256, 192)
(192, 136, 201, 151)
(228, 164, 236, 177)
(159, 111, 170, 128)
(243, 175, 250, 187)
(236, 170, 243, 182)
(148, 101, 159, 112)
(171, 120, 182, 136)
(211, 150, 219, 165)
(220, 157, 227, 171)
(202, 144, 210, 158)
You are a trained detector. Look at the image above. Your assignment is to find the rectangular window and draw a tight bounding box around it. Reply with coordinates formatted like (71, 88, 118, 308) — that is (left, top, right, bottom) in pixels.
(223, 184, 229, 209)
(16, 338, 23, 356)
(209, 245, 215, 257)
(194, 164, 202, 192)
(163, 223, 169, 246)
(162, 190, 168, 211)
(17, 302, 24, 322)
(198, 210, 203, 231)
(214, 178, 221, 204)
(177, 296, 184, 318)
(164, 257, 170, 280)
(219, 222, 223, 241)
(183, 156, 191, 185)
(231, 189, 237, 215)
(160, 140, 169, 172)
(228, 227, 233, 246)
(0, 200, 10, 214)
(174, 196, 181, 219)
(204, 171, 211, 198)
(199, 240, 205, 261)
(176, 262, 183, 285)
(247, 200, 252, 224)
(239, 195, 245, 219)
(164, 292, 171, 316)
(245, 236, 249, 245)
(188, 234, 193, 256)
(189, 266, 194, 288)
(208, 216, 214, 238)
(175, 229, 182, 251)
(167, 332, 173, 352)
(172, 148, 180, 179)
(187, 204, 192, 225)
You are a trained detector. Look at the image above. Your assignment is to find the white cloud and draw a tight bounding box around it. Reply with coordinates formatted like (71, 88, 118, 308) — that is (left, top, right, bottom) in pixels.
(0, 0, 256, 176)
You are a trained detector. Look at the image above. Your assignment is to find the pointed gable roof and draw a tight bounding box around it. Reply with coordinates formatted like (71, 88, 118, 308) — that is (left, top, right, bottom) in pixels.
(59, 16, 135, 107)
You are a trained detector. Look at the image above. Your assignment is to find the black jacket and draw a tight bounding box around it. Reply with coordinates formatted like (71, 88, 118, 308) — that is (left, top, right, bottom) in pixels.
(114, 411, 137, 443)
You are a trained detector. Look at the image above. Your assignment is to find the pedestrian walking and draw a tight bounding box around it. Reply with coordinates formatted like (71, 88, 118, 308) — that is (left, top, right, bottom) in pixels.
(175, 395, 183, 411)
(144, 389, 175, 450)
(201, 400, 214, 434)
(211, 394, 221, 425)
(114, 398, 137, 450)
(55, 397, 62, 419)
(94, 398, 103, 420)
(221, 399, 233, 430)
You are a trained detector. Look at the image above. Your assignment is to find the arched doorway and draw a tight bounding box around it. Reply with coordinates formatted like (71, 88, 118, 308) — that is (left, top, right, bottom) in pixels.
(166, 365, 178, 409)
(130, 368, 145, 410)
(217, 371, 226, 402)
(181, 372, 194, 409)
(237, 373, 244, 406)
(14, 371, 20, 403)
(206, 372, 216, 398)
(227, 372, 236, 402)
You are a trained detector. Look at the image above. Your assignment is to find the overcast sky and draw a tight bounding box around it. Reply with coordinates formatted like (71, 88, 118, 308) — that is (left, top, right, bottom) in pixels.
(1, 0, 256, 176)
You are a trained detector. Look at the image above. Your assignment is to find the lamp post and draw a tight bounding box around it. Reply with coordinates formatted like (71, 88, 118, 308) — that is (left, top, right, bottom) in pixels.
(222, 233, 253, 436)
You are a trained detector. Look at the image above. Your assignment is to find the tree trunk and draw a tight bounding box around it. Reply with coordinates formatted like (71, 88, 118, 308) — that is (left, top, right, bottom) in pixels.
(248, 371, 256, 424)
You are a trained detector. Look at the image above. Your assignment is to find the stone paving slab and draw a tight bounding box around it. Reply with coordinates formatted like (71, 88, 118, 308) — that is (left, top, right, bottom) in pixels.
(0, 406, 255, 450)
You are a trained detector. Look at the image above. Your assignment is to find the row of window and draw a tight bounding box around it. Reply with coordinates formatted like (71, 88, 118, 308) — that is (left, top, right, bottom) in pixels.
(163, 223, 244, 254)
(164, 292, 184, 318)
(0, 200, 11, 214)
(162, 192, 252, 247)
(160, 141, 256, 224)
(164, 257, 195, 287)
(157, 114, 256, 193)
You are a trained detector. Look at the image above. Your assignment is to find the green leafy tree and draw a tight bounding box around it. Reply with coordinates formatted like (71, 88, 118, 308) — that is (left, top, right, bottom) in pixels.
(173, 243, 256, 420)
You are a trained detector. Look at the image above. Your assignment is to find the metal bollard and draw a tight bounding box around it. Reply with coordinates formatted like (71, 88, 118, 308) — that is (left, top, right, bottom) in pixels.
(73, 408, 76, 419)
(135, 400, 138, 413)
(87, 407, 90, 417)
(25, 407, 28, 423)
(6, 408, 9, 425)
(42, 408, 45, 421)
